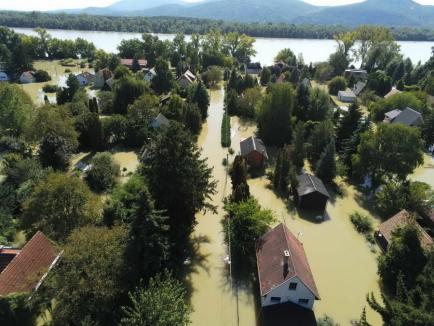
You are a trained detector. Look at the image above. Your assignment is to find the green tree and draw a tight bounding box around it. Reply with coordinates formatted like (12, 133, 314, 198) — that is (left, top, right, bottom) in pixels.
(189, 81, 210, 119)
(260, 67, 271, 86)
(39, 132, 74, 171)
(352, 124, 424, 187)
(0, 83, 34, 137)
(50, 226, 128, 325)
(307, 87, 331, 121)
(294, 82, 311, 121)
(120, 271, 191, 326)
(75, 112, 104, 150)
(328, 76, 347, 95)
(143, 123, 216, 249)
(151, 58, 173, 94)
(315, 139, 337, 183)
(222, 32, 256, 63)
(103, 175, 171, 282)
(275, 48, 296, 66)
(273, 145, 294, 193)
(367, 70, 392, 97)
(223, 198, 275, 261)
(336, 101, 362, 150)
(21, 173, 101, 241)
(328, 49, 349, 77)
(292, 122, 306, 170)
(86, 152, 120, 191)
(184, 104, 202, 135)
(308, 120, 335, 164)
(113, 77, 147, 115)
(378, 222, 427, 294)
(229, 155, 250, 203)
(257, 83, 294, 146)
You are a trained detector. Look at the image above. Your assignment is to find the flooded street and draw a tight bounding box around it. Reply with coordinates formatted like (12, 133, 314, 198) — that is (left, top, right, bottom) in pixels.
(189, 88, 258, 326)
(231, 118, 382, 325)
(190, 89, 382, 325)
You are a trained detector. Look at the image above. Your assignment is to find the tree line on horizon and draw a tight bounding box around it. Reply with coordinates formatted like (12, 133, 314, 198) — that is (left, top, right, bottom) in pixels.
(1, 11, 434, 41)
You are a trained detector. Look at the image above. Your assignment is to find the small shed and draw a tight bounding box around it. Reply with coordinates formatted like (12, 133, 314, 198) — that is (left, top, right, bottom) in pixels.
(0, 71, 9, 82)
(240, 136, 268, 168)
(294, 174, 330, 212)
(150, 113, 170, 129)
(338, 90, 356, 103)
(19, 71, 35, 84)
(375, 210, 433, 251)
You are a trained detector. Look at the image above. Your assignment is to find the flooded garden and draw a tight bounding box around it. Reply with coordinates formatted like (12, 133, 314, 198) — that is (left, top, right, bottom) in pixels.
(187, 88, 382, 325)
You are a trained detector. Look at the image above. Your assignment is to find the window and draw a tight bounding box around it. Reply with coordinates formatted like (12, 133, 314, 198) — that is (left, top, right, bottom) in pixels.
(298, 299, 309, 305)
(288, 282, 297, 290)
(270, 297, 281, 302)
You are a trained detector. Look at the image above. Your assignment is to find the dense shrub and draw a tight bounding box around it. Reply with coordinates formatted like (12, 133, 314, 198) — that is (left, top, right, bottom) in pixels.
(350, 212, 373, 234)
(328, 76, 347, 95)
(86, 152, 120, 191)
(221, 112, 231, 147)
(42, 84, 59, 93)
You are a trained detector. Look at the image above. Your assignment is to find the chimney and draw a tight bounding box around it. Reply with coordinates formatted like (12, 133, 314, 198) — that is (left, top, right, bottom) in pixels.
(283, 250, 290, 277)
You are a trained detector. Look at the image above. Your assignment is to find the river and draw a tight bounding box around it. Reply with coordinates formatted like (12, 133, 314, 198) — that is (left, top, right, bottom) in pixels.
(13, 27, 434, 65)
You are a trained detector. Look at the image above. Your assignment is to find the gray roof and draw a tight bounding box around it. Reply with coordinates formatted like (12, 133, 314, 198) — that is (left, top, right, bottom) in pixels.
(353, 81, 366, 96)
(240, 136, 268, 159)
(296, 174, 330, 198)
(338, 90, 356, 98)
(150, 113, 170, 128)
(392, 107, 423, 126)
(385, 109, 402, 121)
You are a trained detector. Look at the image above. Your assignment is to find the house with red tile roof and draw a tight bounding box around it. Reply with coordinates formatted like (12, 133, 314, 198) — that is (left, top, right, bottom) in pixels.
(256, 223, 320, 310)
(120, 58, 147, 70)
(0, 231, 62, 296)
(375, 210, 433, 251)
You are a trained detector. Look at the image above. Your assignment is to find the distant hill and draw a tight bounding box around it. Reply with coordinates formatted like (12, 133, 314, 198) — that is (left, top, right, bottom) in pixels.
(59, 0, 434, 28)
(293, 0, 434, 27)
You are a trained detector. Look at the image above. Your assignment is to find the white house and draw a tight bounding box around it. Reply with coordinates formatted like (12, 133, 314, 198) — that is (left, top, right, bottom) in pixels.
(144, 68, 157, 83)
(0, 71, 9, 82)
(94, 68, 113, 89)
(178, 70, 197, 89)
(150, 113, 170, 129)
(76, 72, 94, 87)
(338, 90, 356, 103)
(19, 71, 35, 84)
(256, 223, 320, 310)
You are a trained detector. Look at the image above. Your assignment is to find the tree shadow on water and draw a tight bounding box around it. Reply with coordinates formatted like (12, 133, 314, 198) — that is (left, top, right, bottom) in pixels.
(179, 234, 211, 304)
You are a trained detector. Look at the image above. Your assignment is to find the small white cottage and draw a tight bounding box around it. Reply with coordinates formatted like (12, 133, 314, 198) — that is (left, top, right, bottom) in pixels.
(19, 71, 35, 84)
(256, 223, 320, 310)
(0, 71, 9, 82)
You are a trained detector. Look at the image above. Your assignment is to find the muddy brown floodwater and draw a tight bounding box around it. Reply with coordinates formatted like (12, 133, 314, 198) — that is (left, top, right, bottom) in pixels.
(189, 87, 258, 326)
(411, 154, 434, 188)
(189, 86, 382, 326)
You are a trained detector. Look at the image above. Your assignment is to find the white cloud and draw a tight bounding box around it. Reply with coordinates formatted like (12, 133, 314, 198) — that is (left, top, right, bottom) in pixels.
(304, 0, 434, 5)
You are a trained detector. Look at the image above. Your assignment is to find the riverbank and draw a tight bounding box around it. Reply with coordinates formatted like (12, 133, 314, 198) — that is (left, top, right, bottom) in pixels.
(12, 28, 434, 66)
(3, 11, 434, 41)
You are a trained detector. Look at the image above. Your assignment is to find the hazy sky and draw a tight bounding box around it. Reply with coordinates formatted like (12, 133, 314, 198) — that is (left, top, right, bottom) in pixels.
(0, 0, 433, 11)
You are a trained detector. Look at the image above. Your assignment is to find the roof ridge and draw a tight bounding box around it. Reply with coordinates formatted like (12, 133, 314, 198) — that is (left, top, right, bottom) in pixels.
(251, 136, 256, 151)
(307, 174, 318, 192)
(0, 231, 43, 276)
(283, 224, 320, 299)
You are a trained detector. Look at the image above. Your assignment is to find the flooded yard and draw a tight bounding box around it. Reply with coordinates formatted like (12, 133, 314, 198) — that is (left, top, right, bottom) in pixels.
(410, 153, 434, 188)
(21, 60, 93, 105)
